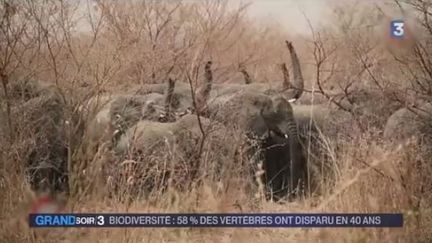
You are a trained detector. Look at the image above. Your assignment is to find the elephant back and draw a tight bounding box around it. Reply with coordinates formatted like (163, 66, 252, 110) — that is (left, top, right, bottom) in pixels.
(384, 103, 432, 143)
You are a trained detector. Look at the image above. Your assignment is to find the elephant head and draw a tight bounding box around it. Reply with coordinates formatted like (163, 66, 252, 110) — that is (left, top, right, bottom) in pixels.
(131, 80, 192, 112)
(260, 96, 307, 199)
(80, 92, 166, 157)
(203, 89, 307, 199)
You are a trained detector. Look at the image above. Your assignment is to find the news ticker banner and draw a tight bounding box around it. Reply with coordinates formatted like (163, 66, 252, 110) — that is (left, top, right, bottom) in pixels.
(29, 213, 403, 228)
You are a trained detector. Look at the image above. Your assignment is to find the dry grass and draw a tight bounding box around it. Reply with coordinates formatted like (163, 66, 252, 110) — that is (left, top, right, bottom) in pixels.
(1, 137, 431, 242)
(1, 0, 432, 242)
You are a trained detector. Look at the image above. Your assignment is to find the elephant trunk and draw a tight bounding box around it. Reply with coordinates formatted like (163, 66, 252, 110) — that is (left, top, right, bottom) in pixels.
(195, 61, 213, 115)
(285, 41, 304, 101)
(262, 96, 307, 197)
(276, 118, 307, 195)
(162, 77, 176, 122)
(280, 63, 290, 90)
(288, 133, 307, 195)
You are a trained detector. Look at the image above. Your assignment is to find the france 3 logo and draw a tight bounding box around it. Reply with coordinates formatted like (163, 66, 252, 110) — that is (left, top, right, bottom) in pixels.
(390, 20, 405, 39)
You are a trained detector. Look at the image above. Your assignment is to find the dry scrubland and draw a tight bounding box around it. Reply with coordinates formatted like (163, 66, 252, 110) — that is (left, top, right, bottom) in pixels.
(0, 0, 432, 242)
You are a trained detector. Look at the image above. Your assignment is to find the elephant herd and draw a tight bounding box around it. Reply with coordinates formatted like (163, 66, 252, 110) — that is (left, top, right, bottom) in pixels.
(79, 41, 309, 200)
(2, 41, 431, 202)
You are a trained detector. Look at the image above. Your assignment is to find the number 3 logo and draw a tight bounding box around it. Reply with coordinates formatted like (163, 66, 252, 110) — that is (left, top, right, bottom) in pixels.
(97, 216, 105, 226)
(391, 20, 405, 38)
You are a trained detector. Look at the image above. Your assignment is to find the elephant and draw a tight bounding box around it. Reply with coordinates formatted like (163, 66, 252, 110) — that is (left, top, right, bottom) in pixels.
(206, 90, 308, 199)
(116, 114, 213, 154)
(81, 93, 166, 155)
(113, 114, 227, 194)
(10, 84, 69, 195)
(384, 103, 432, 144)
(383, 103, 432, 196)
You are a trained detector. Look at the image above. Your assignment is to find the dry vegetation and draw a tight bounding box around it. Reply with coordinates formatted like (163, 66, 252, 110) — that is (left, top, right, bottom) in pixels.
(0, 0, 432, 242)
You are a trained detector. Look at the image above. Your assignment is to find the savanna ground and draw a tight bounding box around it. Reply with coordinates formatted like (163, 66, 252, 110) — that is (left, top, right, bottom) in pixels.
(0, 0, 432, 242)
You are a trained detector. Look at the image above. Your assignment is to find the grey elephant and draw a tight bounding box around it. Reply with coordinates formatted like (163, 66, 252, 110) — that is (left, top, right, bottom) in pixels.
(383, 103, 432, 194)
(205, 87, 307, 200)
(113, 114, 226, 194)
(81, 93, 166, 155)
(191, 42, 310, 200)
(10, 83, 69, 195)
(116, 114, 212, 154)
(384, 103, 432, 145)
